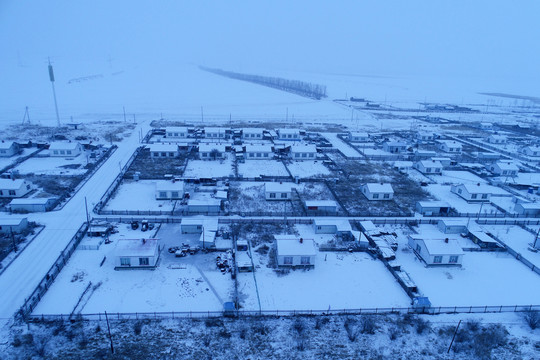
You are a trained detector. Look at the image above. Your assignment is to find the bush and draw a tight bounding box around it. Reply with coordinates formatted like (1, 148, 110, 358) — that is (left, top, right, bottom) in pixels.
(134, 321, 143, 335)
(315, 317, 330, 330)
(344, 318, 359, 342)
(465, 319, 480, 333)
(205, 318, 223, 328)
(523, 310, 540, 330)
(360, 315, 378, 335)
(218, 329, 231, 339)
(473, 324, 508, 359)
(11, 336, 22, 347)
(388, 325, 400, 340)
(415, 317, 430, 334)
(293, 318, 305, 335)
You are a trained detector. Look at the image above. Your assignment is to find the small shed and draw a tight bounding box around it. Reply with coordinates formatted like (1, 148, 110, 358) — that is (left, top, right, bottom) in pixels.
(49, 141, 83, 157)
(290, 144, 317, 160)
(313, 219, 352, 234)
(0, 217, 28, 234)
(0, 141, 19, 157)
(348, 132, 369, 142)
(305, 200, 338, 215)
(359, 220, 380, 236)
(149, 143, 179, 158)
(469, 231, 502, 249)
(275, 235, 316, 267)
(383, 141, 407, 153)
(187, 199, 221, 214)
(514, 202, 540, 216)
(361, 183, 394, 201)
(181, 218, 218, 234)
(437, 219, 468, 234)
(114, 239, 160, 269)
(155, 181, 184, 200)
(9, 197, 56, 212)
(415, 201, 451, 216)
(393, 161, 413, 171)
(408, 235, 464, 266)
(414, 160, 442, 175)
(0, 179, 32, 198)
(265, 182, 294, 200)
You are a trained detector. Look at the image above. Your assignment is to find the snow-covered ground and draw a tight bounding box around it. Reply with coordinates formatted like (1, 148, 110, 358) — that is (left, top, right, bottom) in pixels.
(321, 133, 362, 158)
(480, 225, 540, 269)
(0, 148, 37, 170)
(103, 180, 176, 212)
(13, 152, 91, 176)
(238, 160, 289, 178)
(184, 155, 234, 178)
(285, 160, 330, 178)
(425, 184, 502, 214)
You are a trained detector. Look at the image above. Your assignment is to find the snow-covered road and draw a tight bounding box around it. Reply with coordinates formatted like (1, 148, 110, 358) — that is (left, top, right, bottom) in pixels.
(0, 121, 150, 322)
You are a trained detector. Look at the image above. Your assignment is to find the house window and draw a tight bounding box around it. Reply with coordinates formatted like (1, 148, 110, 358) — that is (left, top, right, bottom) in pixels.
(9, 190, 16, 196)
(196, 225, 202, 230)
(433, 256, 442, 264)
(264, 153, 269, 157)
(139, 257, 150, 266)
(300, 256, 310, 265)
(309, 153, 314, 158)
(202, 153, 207, 157)
(283, 256, 293, 265)
(458, 188, 462, 194)
(415, 244, 421, 253)
(60, 150, 65, 155)
(481, 194, 488, 199)
(383, 194, 390, 199)
(435, 168, 440, 173)
(281, 193, 288, 199)
(373, 194, 379, 199)
(295, 153, 300, 158)
(471, 194, 477, 199)
(120, 258, 131, 266)
(449, 256, 458, 263)
(161, 152, 167, 157)
(171, 191, 179, 198)
(317, 226, 322, 230)
(426, 168, 431, 173)
(0, 190, 3, 195)
(159, 191, 167, 198)
(302, 153, 307, 158)
(269, 193, 276, 199)
(257, 153, 261, 158)
(67, 150, 72, 155)
(26, 185, 30, 190)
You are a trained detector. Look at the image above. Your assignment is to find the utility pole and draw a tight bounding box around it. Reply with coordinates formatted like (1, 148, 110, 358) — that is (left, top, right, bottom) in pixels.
(201, 106, 204, 123)
(48, 58, 61, 127)
(123, 106, 126, 122)
(21, 106, 31, 125)
(447, 320, 461, 354)
(104, 311, 114, 354)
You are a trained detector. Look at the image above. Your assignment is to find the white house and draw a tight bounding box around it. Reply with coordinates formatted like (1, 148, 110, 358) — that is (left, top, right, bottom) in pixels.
(166, 127, 188, 138)
(522, 146, 540, 157)
(0, 141, 19, 157)
(276, 128, 301, 141)
(0, 179, 32, 198)
(514, 202, 540, 216)
(408, 235, 464, 266)
(438, 140, 462, 154)
(415, 201, 451, 216)
(313, 219, 352, 234)
(265, 182, 294, 200)
(0, 217, 28, 234)
(488, 161, 519, 176)
(414, 150, 438, 159)
(9, 197, 56, 212)
(451, 183, 492, 202)
(204, 127, 226, 139)
(187, 199, 221, 214)
(437, 219, 468, 234)
(414, 160, 442, 175)
(49, 141, 83, 157)
(114, 238, 160, 269)
(290, 144, 317, 160)
(382, 141, 407, 153)
(155, 181, 184, 200)
(348, 132, 369, 142)
(416, 132, 434, 142)
(361, 183, 394, 201)
(245, 144, 273, 160)
(242, 128, 264, 140)
(149, 143, 179, 158)
(431, 157, 453, 167)
(274, 235, 317, 267)
(487, 135, 507, 145)
(305, 200, 338, 215)
(198, 143, 226, 159)
(479, 122, 493, 130)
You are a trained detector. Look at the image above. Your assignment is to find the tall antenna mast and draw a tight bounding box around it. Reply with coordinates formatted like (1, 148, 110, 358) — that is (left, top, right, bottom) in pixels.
(21, 106, 31, 125)
(48, 58, 61, 127)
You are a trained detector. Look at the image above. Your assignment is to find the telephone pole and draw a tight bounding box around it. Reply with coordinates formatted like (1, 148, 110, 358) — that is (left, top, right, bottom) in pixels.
(48, 58, 61, 127)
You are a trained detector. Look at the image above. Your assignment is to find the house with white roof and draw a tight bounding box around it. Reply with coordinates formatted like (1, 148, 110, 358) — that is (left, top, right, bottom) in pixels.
(488, 161, 519, 176)
(408, 235, 464, 266)
(187, 199, 221, 214)
(0, 141, 19, 157)
(469, 231, 502, 249)
(0, 217, 28, 234)
(180, 218, 218, 248)
(437, 219, 468, 234)
(522, 146, 540, 157)
(416, 132, 434, 142)
(451, 183, 492, 201)
(438, 140, 462, 154)
(415, 201, 451, 216)
(198, 143, 226, 159)
(149, 143, 179, 158)
(155, 181, 184, 200)
(242, 128, 264, 139)
(114, 238, 160, 269)
(0, 179, 32, 198)
(49, 141, 83, 157)
(431, 157, 453, 167)
(313, 219, 352, 234)
(414, 160, 442, 175)
(382, 141, 407, 153)
(414, 150, 438, 159)
(166, 127, 188, 138)
(274, 235, 317, 267)
(348, 132, 369, 142)
(265, 182, 294, 200)
(290, 144, 317, 160)
(305, 200, 338, 215)
(245, 144, 273, 160)
(204, 127, 227, 139)
(514, 202, 540, 216)
(9, 197, 56, 212)
(361, 183, 394, 201)
(276, 128, 301, 141)
(479, 122, 493, 130)
(487, 135, 507, 145)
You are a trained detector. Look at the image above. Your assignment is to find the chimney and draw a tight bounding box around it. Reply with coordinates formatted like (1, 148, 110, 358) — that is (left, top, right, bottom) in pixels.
(445, 238, 449, 243)
(299, 238, 303, 244)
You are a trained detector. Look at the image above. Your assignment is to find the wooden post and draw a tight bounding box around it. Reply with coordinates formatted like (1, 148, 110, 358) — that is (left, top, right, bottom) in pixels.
(104, 311, 114, 354)
(447, 320, 461, 354)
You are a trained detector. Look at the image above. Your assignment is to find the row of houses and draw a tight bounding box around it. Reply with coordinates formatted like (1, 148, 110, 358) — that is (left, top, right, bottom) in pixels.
(164, 127, 303, 141)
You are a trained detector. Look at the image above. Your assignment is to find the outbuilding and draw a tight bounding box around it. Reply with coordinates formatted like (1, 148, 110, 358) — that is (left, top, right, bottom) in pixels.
(0, 217, 28, 234)
(0, 141, 19, 157)
(155, 181, 184, 200)
(187, 199, 221, 214)
(9, 197, 56, 212)
(408, 235, 464, 266)
(437, 219, 468, 234)
(265, 182, 294, 200)
(415, 201, 451, 216)
(305, 200, 338, 215)
(313, 219, 352, 235)
(0, 179, 32, 198)
(49, 141, 83, 157)
(114, 238, 160, 269)
(469, 231, 502, 249)
(275, 235, 316, 267)
(514, 202, 540, 216)
(361, 183, 394, 201)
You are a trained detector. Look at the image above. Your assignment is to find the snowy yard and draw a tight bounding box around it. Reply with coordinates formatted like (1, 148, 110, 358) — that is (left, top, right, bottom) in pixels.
(238, 160, 289, 177)
(13, 152, 92, 176)
(479, 224, 540, 268)
(0, 148, 36, 170)
(285, 160, 331, 178)
(103, 180, 176, 212)
(33, 224, 234, 315)
(425, 184, 503, 214)
(184, 155, 234, 178)
(433, 170, 488, 185)
(321, 133, 360, 158)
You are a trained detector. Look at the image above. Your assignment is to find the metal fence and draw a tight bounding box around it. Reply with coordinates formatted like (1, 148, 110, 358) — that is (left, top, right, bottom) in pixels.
(27, 304, 540, 322)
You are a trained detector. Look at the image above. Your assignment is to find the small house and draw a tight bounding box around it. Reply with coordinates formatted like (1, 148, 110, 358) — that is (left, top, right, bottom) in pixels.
(431, 157, 453, 167)
(348, 132, 369, 142)
(187, 199, 221, 214)
(313, 219, 352, 235)
(0, 217, 28, 234)
(469, 231, 502, 249)
(514, 202, 540, 216)
(522, 146, 540, 157)
(487, 135, 507, 145)
(488, 161, 519, 176)
(166, 127, 188, 138)
(361, 183, 394, 201)
(414, 150, 438, 159)
(0, 179, 32, 198)
(114, 238, 160, 269)
(245, 144, 273, 160)
(0, 141, 19, 157)
(451, 183, 492, 202)
(290, 144, 317, 160)
(437, 219, 468, 234)
(408, 235, 464, 266)
(414, 160, 442, 175)
(276, 128, 301, 141)
(415, 201, 451, 216)
(242, 128, 264, 139)
(181, 218, 217, 234)
(9, 197, 56, 212)
(438, 140, 462, 154)
(382, 141, 407, 153)
(49, 141, 83, 157)
(416, 132, 434, 142)
(149, 143, 179, 158)
(265, 182, 294, 200)
(204, 127, 226, 139)
(274, 235, 316, 267)
(479, 122, 493, 130)
(305, 200, 338, 215)
(198, 143, 226, 159)
(155, 181, 184, 200)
